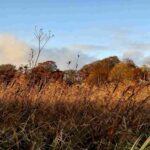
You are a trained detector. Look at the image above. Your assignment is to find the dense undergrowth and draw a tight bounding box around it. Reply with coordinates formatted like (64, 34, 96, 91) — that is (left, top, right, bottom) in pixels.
(0, 57, 150, 149)
(0, 95, 150, 150)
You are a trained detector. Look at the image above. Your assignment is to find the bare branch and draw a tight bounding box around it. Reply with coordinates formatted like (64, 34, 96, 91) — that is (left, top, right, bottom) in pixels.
(33, 26, 54, 67)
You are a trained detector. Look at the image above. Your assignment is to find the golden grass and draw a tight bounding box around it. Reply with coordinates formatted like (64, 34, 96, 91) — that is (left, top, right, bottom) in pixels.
(0, 93, 149, 150)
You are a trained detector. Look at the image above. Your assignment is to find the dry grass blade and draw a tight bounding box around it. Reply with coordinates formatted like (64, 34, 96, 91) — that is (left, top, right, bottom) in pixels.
(130, 136, 142, 150)
(140, 136, 150, 150)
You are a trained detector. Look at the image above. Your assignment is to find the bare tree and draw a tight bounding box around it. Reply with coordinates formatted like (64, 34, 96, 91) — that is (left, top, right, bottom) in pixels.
(28, 48, 35, 68)
(75, 53, 80, 70)
(34, 26, 54, 67)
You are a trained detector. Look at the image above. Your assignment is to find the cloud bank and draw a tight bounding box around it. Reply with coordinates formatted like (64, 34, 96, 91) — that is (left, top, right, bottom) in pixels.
(41, 47, 97, 70)
(0, 35, 99, 69)
(111, 29, 150, 66)
(0, 34, 30, 65)
(67, 44, 109, 51)
(122, 42, 150, 66)
(0, 31, 150, 70)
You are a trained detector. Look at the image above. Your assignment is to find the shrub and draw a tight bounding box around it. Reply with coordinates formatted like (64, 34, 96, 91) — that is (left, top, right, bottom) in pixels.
(29, 65, 51, 84)
(108, 63, 136, 81)
(123, 58, 136, 68)
(85, 56, 120, 85)
(132, 68, 145, 81)
(87, 64, 109, 85)
(28, 63, 63, 85)
(80, 56, 119, 78)
(0, 64, 16, 83)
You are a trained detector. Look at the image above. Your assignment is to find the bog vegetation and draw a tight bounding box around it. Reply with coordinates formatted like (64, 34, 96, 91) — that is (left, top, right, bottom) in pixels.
(0, 56, 150, 149)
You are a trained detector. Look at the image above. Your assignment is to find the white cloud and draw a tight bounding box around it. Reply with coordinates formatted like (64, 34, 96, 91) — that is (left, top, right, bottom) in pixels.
(3, 30, 150, 70)
(143, 56, 150, 66)
(0, 34, 30, 65)
(128, 42, 150, 51)
(41, 47, 96, 70)
(122, 41, 150, 66)
(111, 28, 150, 66)
(122, 49, 145, 65)
(0, 34, 104, 69)
(67, 44, 109, 51)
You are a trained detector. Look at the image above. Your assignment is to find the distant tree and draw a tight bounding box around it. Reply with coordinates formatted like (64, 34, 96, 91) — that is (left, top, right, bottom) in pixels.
(28, 48, 35, 68)
(33, 26, 54, 67)
(108, 63, 136, 81)
(0, 64, 16, 83)
(132, 68, 144, 81)
(122, 58, 136, 68)
(86, 56, 120, 85)
(80, 56, 120, 79)
(87, 65, 108, 85)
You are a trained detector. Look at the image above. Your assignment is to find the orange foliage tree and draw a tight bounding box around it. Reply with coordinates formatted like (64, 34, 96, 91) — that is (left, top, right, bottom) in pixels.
(86, 56, 120, 85)
(108, 62, 138, 82)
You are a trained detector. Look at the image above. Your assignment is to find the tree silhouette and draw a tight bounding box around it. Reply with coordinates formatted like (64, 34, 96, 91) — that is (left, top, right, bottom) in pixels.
(34, 26, 54, 67)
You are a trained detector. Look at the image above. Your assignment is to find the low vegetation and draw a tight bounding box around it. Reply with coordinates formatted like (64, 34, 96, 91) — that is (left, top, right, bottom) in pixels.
(0, 64, 16, 84)
(0, 56, 149, 85)
(0, 94, 149, 149)
(0, 56, 149, 149)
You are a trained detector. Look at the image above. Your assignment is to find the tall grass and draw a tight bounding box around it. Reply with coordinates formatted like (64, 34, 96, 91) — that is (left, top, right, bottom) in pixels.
(0, 94, 149, 150)
(131, 136, 150, 150)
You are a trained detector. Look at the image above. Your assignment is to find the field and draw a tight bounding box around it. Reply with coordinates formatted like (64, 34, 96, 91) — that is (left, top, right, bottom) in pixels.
(0, 90, 149, 150)
(1, 0, 150, 149)
(0, 57, 150, 149)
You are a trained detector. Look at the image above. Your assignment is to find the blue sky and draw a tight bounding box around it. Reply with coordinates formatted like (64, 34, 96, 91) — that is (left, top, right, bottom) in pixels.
(0, 0, 150, 69)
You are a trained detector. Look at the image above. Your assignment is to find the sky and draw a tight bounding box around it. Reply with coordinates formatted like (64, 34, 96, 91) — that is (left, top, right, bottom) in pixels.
(0, 0, 150, 69)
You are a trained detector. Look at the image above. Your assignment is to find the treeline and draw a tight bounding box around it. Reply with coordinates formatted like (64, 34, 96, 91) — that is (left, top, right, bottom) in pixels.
(81, 56, 150, 85)
(0, 56, 150, 86)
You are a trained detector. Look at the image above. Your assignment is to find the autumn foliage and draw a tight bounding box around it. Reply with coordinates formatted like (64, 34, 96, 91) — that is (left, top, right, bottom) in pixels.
(0, 56, 150, 86)
(0, 64, 16, 84)
(81, 57, 150, 85)
(108, 63, 135, 81)
(82, 56, 120, 85)
(28, 63, 63, 86)
(0, 57, 149, 149)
